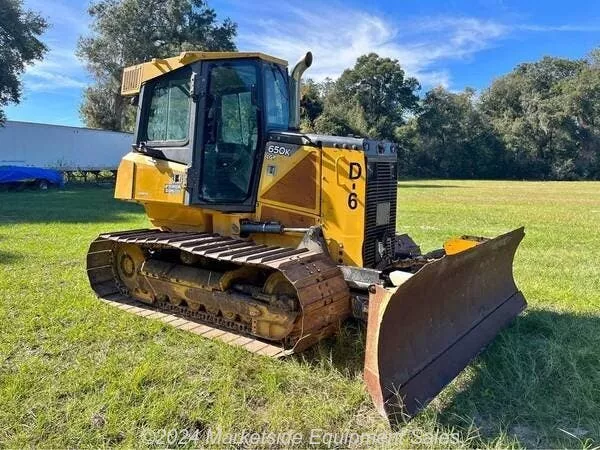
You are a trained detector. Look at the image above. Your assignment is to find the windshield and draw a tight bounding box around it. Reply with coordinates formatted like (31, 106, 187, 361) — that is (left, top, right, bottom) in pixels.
(264, 64, 289, 130)
(200, 61, 259, 203)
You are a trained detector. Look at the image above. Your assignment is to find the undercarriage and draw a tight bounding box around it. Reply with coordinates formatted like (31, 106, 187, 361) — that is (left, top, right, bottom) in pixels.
(87, 229, 351, 353)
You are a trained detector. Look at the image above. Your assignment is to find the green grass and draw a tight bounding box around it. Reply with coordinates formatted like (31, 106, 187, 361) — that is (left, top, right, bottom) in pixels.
(0, 181, 598, 448)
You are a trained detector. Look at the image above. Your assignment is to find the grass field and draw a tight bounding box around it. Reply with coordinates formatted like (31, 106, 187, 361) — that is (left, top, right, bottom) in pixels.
(0, 180, 598, 448)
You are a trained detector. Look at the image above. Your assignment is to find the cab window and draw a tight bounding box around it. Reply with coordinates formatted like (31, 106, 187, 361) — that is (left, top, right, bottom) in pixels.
(144, 70, 191, 142)
(221, 91, 252, 145)
(264, 65, 289, 130)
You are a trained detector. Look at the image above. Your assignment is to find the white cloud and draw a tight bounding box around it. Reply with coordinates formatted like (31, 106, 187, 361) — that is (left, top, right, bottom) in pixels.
(517, 24, 600, 32)
(19, 0, 90, 92)
(22, 44, 89, 92)
(26, 70, 87, 91)
(17, 0, 600, 95)
(26, 0, 91, 34)
(236, 4, 511, 88)
(234, 2, 599, 90)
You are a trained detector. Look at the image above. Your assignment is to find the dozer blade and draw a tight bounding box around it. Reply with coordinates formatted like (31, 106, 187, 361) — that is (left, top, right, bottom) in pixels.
(364, 227, 526, 424)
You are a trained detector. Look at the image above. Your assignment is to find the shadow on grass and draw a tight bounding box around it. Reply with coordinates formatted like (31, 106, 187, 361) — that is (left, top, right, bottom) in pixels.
(0, 185, 143, 224)
(435, 309, 600, 447)
(0, 249, 22, 264)
(293, 320, 366, 378)
(300, 310, 600, 447)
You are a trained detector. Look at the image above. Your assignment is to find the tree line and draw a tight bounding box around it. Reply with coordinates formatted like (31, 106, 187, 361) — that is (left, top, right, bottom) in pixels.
(301, 52, 600, 180)
(2, 0, 599, 180)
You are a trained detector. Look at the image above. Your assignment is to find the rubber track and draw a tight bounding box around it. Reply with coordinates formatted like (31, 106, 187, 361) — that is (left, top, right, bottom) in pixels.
(86, 229, 351, 357)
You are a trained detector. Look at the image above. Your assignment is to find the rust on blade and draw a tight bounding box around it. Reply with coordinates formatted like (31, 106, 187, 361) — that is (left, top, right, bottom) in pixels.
(364, 227, 526, 423)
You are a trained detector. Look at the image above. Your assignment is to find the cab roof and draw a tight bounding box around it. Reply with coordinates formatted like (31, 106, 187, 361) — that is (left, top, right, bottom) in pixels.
(121, 51, 288, 96)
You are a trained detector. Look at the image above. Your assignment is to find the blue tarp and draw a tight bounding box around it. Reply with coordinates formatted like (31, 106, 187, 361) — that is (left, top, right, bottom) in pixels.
(0, 166, 64, 187)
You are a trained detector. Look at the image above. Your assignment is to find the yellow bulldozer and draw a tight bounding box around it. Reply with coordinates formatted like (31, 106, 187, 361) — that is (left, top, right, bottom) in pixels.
(86, 51, 526, 424)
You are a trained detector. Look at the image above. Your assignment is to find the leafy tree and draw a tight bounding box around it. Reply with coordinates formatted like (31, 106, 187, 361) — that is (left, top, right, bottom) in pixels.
(560, 50, 600, 178)
(299, 78, 323, 132)
(0, 0, 47, 124)
(313, 105, 359, 137)
(80, 78, 137, 131)
(78, 0, 237, 131)
(480, 56, 585, 179)
(315, 53, 420, 139)
(399, 87, 505, 178)
(303, 50, 600, 180)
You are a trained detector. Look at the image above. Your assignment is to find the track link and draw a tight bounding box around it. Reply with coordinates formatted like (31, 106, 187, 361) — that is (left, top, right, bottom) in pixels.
(86, 229, 351, 357)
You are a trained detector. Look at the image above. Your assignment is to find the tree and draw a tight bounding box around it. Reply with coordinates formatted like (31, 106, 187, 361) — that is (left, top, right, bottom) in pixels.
(78, 0, 237, 131)
(560, 50, 600, 178)
(79, 78, 136, 131)
(299, 78, 323, 132)
(0, 0, 47, 124)
(480, 56, 585, 179)
(315, 53, 420, 140)
(400, 87, 505, 178)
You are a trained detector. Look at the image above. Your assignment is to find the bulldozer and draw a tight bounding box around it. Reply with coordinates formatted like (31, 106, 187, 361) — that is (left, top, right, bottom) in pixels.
(86, 50, 526, 424)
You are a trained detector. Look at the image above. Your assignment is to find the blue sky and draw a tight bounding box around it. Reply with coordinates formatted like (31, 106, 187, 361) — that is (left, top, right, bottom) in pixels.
(6, 0, 600, 127)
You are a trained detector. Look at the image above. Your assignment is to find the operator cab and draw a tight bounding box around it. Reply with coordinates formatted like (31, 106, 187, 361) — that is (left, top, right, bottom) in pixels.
(133, 53, 302, 212)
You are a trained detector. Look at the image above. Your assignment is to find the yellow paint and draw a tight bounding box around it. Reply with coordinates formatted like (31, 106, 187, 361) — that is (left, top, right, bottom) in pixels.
(116, 52, 371, 267)
(250, 232, 305, 250)
(115, 153, 255, 233)
(114, 145, 368, 266)
(255, 143, 366, 265)
(142, 203, 208, 231)
(114, 158, 134, 199)
(254, 144, 321, 249)
(212, 212, 252, 236)
(121, 51, 287, 96)
(258, 147, 320, 216)
(321, 147, 367, 266)
(443, 238, 480, 255)
(115, 152, 186, 204)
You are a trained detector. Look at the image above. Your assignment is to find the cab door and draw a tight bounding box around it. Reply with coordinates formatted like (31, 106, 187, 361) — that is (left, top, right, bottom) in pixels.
(189, 59, 264, 212)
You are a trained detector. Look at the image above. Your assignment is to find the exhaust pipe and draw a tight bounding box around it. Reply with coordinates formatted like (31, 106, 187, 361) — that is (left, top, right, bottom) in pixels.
(289, 51, 313, 130)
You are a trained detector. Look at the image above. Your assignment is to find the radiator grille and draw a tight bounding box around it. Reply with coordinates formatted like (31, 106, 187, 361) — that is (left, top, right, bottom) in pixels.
(362, 161, 397, 268)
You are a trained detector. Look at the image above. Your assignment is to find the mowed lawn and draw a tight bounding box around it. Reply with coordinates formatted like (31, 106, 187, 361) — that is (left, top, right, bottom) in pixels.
(0, 180, 598, 448)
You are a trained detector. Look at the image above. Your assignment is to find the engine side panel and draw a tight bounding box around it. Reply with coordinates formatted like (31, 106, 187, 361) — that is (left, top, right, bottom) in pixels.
(253, 142, 320, 249)
(320, 147, 367, 267)
(257, 142, 320, 214)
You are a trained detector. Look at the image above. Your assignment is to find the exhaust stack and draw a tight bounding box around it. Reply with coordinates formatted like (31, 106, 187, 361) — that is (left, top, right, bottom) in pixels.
(289, 51, 313, 130)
